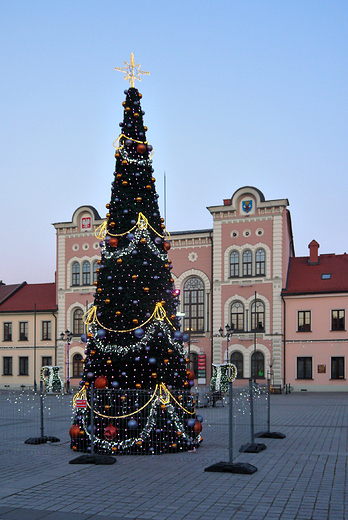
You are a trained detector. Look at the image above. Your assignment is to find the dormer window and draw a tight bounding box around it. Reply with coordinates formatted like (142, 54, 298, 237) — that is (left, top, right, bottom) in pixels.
(321, 273, 331, 280)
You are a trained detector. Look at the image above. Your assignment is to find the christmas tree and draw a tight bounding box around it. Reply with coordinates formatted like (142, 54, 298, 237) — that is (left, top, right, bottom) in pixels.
(70, 54, 202, 454)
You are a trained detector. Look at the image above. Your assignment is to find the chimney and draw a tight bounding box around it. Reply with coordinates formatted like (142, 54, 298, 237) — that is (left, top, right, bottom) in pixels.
(308, 240, 320, 265)
(223, 199, 231, 206)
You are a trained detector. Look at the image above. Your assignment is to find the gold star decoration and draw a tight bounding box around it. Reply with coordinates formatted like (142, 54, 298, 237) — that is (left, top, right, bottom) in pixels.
(115, 53, 150, 88)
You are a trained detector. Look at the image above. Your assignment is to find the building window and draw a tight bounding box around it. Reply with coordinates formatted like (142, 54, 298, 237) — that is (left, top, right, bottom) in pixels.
(251, 301, 265, 331)
(19, 356, 29, 376)
(82, 261, 91, 285)
(93, 261, 99, 283)
(73, 309, 84, 336)
(230, 251, 239, 277)
(297, 357, 312, 379)
(42, 356, 52, 367)
(231, 351, 243, 378)
(3, 322, 12, 341)
(42, 321, 51, 340)
(251, 351, 264, 378)
(231, 301, 244, 331)
(3, 357, 12, 376)
(298, 311, 311, 332)
(183, 277, 204, 333)
(331, 310, 345, 331)
(188, 352, 198, 379)
(242, 250, 252, 277)
(19, 322, 28, 341)
(73, 353, 84, 378)
(72, 262, 80, 286)
(331, 357, 344, 379)
(255, 249, 265, 276)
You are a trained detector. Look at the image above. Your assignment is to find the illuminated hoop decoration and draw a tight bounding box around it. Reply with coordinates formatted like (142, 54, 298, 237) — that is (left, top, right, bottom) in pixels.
(40, 366, 63, 393)
(227, 363, 237, 382)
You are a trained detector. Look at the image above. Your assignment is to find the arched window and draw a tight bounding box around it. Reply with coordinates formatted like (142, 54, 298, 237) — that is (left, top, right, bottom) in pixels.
(231, 351, 243, 378)
(184, 277, 204, 333)
(73, 309, 84, 336)
(242, 250, 252, 277)
(251, 351, 264, 379)
(230, 251, 239, 277)
(93, 261, 99, 284)
(231, 301, 244, 331)
(82, 261, 91, 285)
(72, 262, 80, 286)
(73, 353, 84, 378)
(188, 352, 198, 378)
(255, 249, 265, 276)
(251, 301, 265, 331)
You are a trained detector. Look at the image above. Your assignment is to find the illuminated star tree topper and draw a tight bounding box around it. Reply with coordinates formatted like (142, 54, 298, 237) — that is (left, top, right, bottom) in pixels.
(115, 52, 150, 88)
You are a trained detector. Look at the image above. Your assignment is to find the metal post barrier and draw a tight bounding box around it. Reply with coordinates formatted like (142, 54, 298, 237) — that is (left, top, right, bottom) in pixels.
(258, 379, 287, 440)
(204, 374, 257, 474)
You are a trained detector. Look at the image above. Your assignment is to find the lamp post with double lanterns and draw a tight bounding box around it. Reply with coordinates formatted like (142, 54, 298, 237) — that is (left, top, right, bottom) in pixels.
(218, 324, 234, 365)
(60, 330, 73, 393)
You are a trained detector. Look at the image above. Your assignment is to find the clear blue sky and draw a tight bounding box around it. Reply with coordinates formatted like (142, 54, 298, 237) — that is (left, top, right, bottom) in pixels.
(1, 1, 347, 284)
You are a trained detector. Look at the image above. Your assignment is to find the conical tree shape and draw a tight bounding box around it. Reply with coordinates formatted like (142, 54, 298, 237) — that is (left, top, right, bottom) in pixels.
(70, 86, 202, 454)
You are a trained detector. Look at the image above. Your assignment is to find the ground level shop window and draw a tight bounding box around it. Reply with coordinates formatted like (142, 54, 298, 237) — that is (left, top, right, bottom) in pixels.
(331, 357, 344, 379)
(297, 357, 312, 379)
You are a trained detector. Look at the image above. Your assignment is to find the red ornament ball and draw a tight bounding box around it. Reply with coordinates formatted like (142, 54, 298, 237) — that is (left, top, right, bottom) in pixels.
(187, 369, 195, 381)
(69, 425, 80, 439)
(95, 375, 108, 389)
(104, 425, 118, 440)
(109, 237, 118, 247)
(137, 143, 147, 154)
(163, 241, 171, 251)
(193, 421, 203, 434)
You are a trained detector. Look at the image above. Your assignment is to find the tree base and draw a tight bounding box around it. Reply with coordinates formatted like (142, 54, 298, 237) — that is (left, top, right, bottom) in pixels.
(24, 436, 60, 445)
(205, 461, 257, 474)
(69, 454, 116, 465)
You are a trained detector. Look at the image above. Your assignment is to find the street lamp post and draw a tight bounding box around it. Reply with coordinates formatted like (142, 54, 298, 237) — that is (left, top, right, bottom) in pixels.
(218, 324, 234, 364)
(60, 330, 73, 393)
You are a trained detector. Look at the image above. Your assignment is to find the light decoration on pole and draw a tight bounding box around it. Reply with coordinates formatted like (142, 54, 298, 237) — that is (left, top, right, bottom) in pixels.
(60, 330, 73, 393)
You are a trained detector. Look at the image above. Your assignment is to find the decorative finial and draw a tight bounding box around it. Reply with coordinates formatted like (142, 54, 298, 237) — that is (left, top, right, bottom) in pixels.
(115, 53, 150, 88)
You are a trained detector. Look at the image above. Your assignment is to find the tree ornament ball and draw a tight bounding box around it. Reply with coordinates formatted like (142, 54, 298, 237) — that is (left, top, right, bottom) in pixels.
(97, 329, 106, 339)
(137, 143, 147, 154)
(104, 425, 117, 440)
(136, 197, 142, 202)
(187, 418, 196, 428)
(128, 419, 137, 430)
(163, 241, 171, 251)
(95, 375, 108, 389)
(69, 425, 80, 439)
(186, 369, 195, 381)
(109, 237, 118, 247)
(134, 328, 144, 339)
(194, 421, 203, 434)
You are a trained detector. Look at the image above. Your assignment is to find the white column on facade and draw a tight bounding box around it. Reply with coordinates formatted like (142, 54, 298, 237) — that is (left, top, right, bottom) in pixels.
(272, 214, 283, 384)
(56, 232, 66, 375)
(212, 220, 223, 364)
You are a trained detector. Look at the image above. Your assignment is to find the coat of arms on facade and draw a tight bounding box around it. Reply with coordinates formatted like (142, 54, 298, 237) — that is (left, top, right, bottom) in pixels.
(242, 200, 253, 213)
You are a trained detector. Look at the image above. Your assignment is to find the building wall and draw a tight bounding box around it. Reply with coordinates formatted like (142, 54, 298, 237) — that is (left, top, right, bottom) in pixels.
(0, 311, 57, 389)
(284, 294, 348, 391)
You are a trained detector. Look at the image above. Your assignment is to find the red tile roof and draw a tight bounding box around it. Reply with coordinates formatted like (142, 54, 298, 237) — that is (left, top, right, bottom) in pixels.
(0, 283, 25, 304)
(0, 283, 57, 312)
(283, 253, 348, 295)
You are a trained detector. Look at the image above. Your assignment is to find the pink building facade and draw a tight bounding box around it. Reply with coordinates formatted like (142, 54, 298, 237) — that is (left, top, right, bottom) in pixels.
(282, 241, 348, 391)
(54, 187, 296, 389)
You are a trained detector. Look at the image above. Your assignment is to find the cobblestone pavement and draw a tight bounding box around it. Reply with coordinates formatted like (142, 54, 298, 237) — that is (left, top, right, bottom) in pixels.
(0, 392, 347, 520)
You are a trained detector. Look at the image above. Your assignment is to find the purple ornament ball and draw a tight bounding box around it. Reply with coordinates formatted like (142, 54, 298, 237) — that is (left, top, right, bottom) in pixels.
(134, 328, 144, 339)
(128, 419, 137, 430)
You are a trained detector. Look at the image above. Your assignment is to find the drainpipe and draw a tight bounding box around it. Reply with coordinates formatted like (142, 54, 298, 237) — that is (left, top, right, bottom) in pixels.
(209, 230, 213, 381)
(52, 311, 58, 366)
(282, 294, 286, 386)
